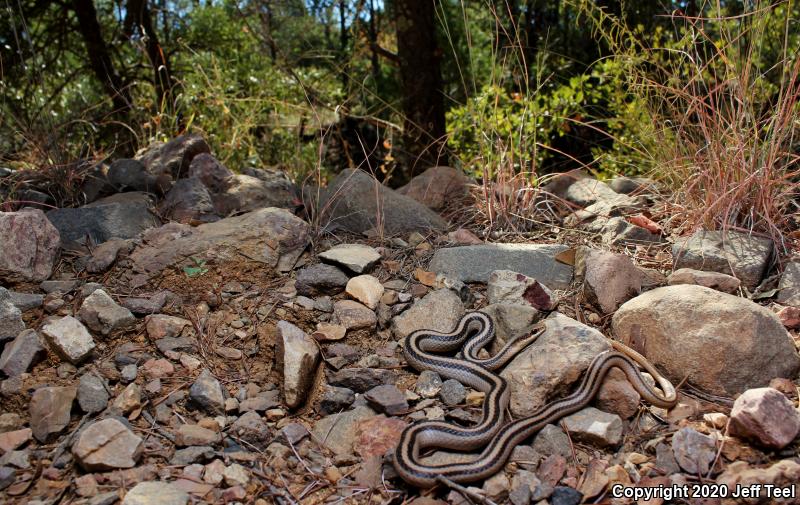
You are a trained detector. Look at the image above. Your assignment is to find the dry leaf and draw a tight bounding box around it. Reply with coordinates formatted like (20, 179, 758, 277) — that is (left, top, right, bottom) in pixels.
(414, 267, 437, 287)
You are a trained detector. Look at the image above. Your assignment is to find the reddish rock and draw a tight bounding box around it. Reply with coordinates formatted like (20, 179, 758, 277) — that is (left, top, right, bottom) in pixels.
(355, 415, 407, 459)
(30, 386, 77, 442)
(667, 268, 741, 293)
(145, 314, 190, 339)
(776, 306, 800, 329)
(596, 367, 641, 419)
(729, 387, 800, 449)
(575, 247, 642, 314)
(141, 358, 175, 379)
(0, 208, 60, 282)
(72, 418, 143, 471)
(0, 428, 32, 453)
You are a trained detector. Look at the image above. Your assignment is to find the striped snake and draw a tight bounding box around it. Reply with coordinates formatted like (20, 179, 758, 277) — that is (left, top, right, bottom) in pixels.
(393, 311, 678, 488)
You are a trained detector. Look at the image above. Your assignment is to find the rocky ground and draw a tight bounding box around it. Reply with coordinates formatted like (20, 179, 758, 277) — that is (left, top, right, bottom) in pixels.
(1, 134, 800, 505)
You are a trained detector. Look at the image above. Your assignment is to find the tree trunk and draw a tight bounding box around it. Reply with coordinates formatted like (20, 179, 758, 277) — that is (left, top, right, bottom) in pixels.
(339, 0, 349, 89)
(71, 0, 131, 113)
(124, 0, 175, 110)
(395, 0, 448, 180)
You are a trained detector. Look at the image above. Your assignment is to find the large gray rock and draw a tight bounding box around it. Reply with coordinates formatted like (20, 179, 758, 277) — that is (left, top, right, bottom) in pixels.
(397, 166, 470, 210)
(429, 244, 573, 288)
(46, 201, 158, 245)
(78, 289, 135, 335)
(0, 208, 60, 282)
(777, 259, 800, 306)
(318, 168, 447, 235)
(391, 289, 465, 338)
(612, 285, 800, 396)
(126, 208, 309, 286)
(158, 177, 217, 223)
(0, 329, 45, 377)
(672, 229, 774, 291)
(0, 295, 24, 344)
(501, 313, 611, 417)
(136, 133, 210, 178)
(275, 321, 320, 409)
(212, 173, 300, 215)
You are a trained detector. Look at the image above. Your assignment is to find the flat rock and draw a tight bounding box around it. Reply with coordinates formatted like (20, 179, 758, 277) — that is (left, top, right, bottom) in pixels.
(487, 270, 557, 311)
(345, 275, 384, 309)
(5, 290, 44, 311)
(276, 320, 320, 408)
(41, 315, 96, 364)
(667, 267, 741, 293)
(73, 418, 143, 471)
(355, 415, 408, 458)
(319, 385, 356, 414)
(295, 264, 349, 296)
(391, 289, 464, 339)
(189, 369, 225, 414)
(30, 386, 76, 442)
(575, 248, 642, 314)
(78, 289, 135, 335)
(364, 384, 408, 415)
(561, 407, 622, 447)
(328, 367, 396, 393)
(145, 314, 190, 339)
(319, 243, 381, 274)
(501, 313, 611, 416)
(318, 168, 447, 235)
(175, 424, 221, 446)
(729, 387, 800, 449)
(672, 229, 774, 290)
(122, 481, 189, 505)
(47, 201, 158, 246)
(612, 285, 800, 396)
(127, 208, 309, 285)
(0, 208, 60, 282)
(332, 300, 376, 330)
(564, 178, 621, 207)
(311, 406, 375, 455)
(672, 427, 717, 475)
(0, 329, 45, 377)
(428, 244, 573, 287)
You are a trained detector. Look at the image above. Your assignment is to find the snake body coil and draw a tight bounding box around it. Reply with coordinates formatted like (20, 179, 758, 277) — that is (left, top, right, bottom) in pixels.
(393, 311, 678, 488)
